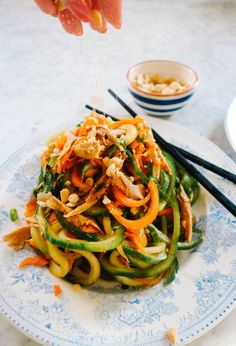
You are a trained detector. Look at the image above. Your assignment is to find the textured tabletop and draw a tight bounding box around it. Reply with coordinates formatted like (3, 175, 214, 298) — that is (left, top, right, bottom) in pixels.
(0, 0, 235, 345)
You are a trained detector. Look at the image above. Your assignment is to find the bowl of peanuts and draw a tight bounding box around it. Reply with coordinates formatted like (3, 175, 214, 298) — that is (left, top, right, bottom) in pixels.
(127, 60, 198, 117)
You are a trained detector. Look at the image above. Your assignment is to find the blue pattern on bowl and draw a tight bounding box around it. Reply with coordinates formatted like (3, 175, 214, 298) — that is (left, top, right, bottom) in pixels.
(128, 89, 194, 105)
(135, 104, 184, 113)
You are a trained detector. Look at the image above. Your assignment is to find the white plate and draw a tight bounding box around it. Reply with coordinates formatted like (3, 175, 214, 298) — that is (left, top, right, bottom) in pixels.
(225, 97, 236, 152)
(0, 117, 236, 346)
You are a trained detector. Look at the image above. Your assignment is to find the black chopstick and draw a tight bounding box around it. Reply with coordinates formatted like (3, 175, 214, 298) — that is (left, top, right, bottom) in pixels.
(106, 89, 236, 218)
(85, 105, 115, 119)
(171, 145, 236, 184)
(85, 104, 236, 184)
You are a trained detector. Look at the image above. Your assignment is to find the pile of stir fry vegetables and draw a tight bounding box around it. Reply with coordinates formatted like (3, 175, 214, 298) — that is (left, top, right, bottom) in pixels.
(4, 113, 203, 287)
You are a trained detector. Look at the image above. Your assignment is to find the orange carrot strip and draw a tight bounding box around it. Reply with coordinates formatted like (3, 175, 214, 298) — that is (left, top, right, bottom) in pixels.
(24, 198, 38, 218)
(83, 225, 100, 233)
(19, 256, 48, 269)
(59, 145, 75, 172)
(56, 133, 67, 151)
(29, 239, 38, 249)
(125, 233, 141, 250)
(53, 284, 62, 297)
(107, 180, 159, 230)
(71, 164, 90, 191)
(113, 185, 150, 207)
(65, 157, 77, 169)
(125, 229, 147, 250)
(129, 140, 139, 150)
(55, 159, 63, 174)
(48, 212, 57, 223)
(54, 142, 76, 173)
(71, 127, 80, 136)
(41, 152, 48, 168)
(109, 117, 143, 129)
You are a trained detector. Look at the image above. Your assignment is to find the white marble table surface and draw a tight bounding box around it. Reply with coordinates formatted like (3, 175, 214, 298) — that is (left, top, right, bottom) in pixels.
(0, 0, 235, 345)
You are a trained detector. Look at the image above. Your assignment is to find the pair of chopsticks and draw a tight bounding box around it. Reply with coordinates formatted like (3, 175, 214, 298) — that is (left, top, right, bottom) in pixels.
(85, 89, 236, 218)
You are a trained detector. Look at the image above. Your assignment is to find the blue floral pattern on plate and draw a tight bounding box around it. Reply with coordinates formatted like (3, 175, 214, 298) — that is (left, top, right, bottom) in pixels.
(0, 119, 235, 346)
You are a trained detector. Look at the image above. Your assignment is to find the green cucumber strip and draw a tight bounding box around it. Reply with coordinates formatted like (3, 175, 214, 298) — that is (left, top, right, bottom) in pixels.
(177, 228, 203, 250)
(160, 170, 170, 194)
(126, 149, 149, 184)
(127, 255, 154, 269)
(159, 151, 176, 210)
(161, 216, 168, 235)
(114, 276, 145, 287)
(55, 211, 100, 241)
(84, 206, 110, 217)
(163, 257, 179, 285)
(69, 250, 101, 286)
(36, 207, 124, 252)
(147, 224, 170, 243)
(30, 226, 48, 254)
(123, 244, 167, 264)
(127, 252, 167, 269)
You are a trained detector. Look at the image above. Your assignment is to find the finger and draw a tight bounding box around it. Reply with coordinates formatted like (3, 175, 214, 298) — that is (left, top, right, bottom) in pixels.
(101, 0, 122, 29)
(90, 10, 107, 33)
(66, 0, 92, 22)
(34, 0, 58, 17)
(58, 8, 83, 35)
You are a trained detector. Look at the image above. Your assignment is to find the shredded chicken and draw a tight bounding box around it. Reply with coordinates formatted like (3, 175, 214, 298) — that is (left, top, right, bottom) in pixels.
(3, 226, 31, 250)
(37, 192, 71, 214)
(74, 137, 101, 160)
(114, 171, 144, 200)
(101, 127, 124, 151)
(142, 123, 172, 177)
(178, 185, 192, 242)
(108, 157, 124, 169)
(68, 214, 102, 233)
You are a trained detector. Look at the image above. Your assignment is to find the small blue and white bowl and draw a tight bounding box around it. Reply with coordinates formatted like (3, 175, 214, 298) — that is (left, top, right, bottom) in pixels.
(127, 60, 198, 117)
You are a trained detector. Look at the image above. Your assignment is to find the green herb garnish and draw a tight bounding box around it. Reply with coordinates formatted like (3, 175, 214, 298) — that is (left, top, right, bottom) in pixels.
(10, 208, 18, 222)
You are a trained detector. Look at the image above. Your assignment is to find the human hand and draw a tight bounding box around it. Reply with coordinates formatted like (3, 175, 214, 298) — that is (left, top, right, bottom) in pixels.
(34, 0, 122, 36)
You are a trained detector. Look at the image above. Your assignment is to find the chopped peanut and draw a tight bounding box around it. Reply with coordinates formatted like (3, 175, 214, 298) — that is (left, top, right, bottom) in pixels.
(68, 193, 79, 204)
(103, 195, 112, 205)
(60, 188, 70, 203)
(134, 73, 188, 95)
(166, 328, 177, 345)
(73, 284, 81, 292)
